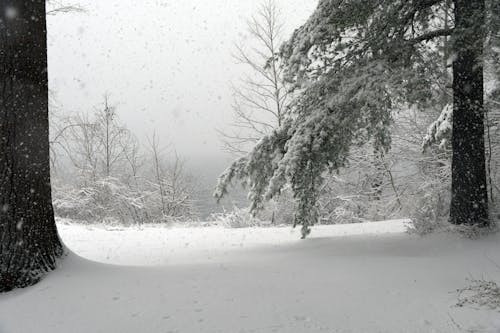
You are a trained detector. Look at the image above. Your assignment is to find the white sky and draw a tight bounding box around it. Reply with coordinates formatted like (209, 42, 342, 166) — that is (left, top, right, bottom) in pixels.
(47, 0, 317, 161)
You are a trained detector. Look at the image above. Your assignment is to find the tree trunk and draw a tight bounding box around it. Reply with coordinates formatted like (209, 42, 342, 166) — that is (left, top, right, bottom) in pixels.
(450, 0, 489, 226)
(0, 0, 63, 292)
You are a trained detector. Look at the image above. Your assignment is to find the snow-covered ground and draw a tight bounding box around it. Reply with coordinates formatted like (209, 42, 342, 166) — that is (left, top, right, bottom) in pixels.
(1, 220, 500, 333)
(55, 219, 409, 266)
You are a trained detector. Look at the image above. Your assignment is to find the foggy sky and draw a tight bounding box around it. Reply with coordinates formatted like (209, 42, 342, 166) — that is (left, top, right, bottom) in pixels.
(47, 0, 317, 161)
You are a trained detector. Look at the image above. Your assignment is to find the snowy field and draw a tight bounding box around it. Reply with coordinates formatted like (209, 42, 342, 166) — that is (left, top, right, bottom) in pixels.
(56, 219, 409, 266)
(1, 220, 500, 333)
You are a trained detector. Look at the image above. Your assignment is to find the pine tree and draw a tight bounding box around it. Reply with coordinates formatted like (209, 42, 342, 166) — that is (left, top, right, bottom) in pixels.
(216, 0, 498, 237)
(0, 0, 64, 292)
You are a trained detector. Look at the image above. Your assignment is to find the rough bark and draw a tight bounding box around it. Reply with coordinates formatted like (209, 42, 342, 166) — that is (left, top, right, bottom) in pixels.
(0, 0, 63, 292)
(450, 0, 489, 226)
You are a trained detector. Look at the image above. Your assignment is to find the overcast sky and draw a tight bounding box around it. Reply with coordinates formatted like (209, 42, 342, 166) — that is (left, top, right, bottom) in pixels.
(47, 0, 317, 162)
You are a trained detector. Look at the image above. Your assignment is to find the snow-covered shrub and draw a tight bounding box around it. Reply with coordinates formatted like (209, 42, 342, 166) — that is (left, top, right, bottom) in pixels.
(52, 185, 103, 222)
(50, 97, 198, 225)
(317, 187, 368, 224)
(319, 199, 367, 224)
(255, 188, 297, 225)
(53, 177, 150, 225)
(407, 154, 451, 235)
(422, 104, 453, 151)
(312, 144, 405, 225)
(456, 279, 500, 310)
(210, 207, 269, 228)
(53, 176, 197, 225)
(408, 184, 449, 235)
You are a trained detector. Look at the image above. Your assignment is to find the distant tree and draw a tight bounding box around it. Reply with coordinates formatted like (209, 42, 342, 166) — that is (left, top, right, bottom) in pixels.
(97, 96, 129, 177)
(50, 104, 198, 225)
(218, 0, 289, 155)
(149, 133, 168, 216)
(0, 0, 63, 292)
(57, 96, 135, 183)
(121, 132, 143, 189)
(147, 134, 195, 221)
(216, 0, 499, 237)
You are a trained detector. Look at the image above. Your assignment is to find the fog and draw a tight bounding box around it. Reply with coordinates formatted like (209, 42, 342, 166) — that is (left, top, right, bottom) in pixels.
(47, 0, 316, 169)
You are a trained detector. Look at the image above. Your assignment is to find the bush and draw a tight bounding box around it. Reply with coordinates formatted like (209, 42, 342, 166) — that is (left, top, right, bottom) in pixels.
(255, 189, 297, 226)
(407, 181, 450, 236)
(210, 207, 270, 228)
(53, 178, 148, 224)
(456, 279, 500, 310)
(53, 177, 196, 225)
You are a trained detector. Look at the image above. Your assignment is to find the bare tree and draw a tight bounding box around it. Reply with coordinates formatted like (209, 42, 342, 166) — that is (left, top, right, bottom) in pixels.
(148, 133, 168, 216)
(219, 0, 289, 155)
(55, 96, 134, 183)
(50, 103, 198, 224)
(121, 133, 143, 189)
(147, 134, 195, 221)
(164, 152, 195, 218)
(97, 96, 128, 177)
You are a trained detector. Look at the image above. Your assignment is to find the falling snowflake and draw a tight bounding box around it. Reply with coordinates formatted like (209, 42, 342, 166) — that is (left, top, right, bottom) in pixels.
(5, 6, 18, 20)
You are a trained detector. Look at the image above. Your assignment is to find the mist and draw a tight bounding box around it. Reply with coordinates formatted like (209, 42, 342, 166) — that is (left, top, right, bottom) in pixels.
(47, 0, 316, 163)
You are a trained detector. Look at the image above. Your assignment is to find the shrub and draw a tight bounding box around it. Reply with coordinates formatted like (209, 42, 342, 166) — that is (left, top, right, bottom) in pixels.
(210, 207, 270, 228)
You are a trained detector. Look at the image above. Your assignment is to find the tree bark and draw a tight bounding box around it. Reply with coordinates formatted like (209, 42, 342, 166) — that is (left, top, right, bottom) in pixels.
(450, 0, 489, 226)
(0, 0, 63, 292)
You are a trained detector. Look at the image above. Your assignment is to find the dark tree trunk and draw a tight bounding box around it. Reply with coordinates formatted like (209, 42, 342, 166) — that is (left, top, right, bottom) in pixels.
(0, 0, 63, 292)
(450, 0, 489, 226)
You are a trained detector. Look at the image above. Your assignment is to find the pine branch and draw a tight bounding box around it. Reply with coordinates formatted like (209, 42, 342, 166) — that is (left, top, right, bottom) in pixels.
(407, 28, 454, 44)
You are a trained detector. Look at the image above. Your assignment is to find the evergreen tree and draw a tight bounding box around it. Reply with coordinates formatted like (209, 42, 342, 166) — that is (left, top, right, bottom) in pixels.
(216, 0, 499, 237)
(0, 0, 63, 292)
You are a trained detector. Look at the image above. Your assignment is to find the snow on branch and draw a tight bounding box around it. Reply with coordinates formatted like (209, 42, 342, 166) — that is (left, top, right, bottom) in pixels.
(47, 1, 85, 15)
(422, 104, 453, 151)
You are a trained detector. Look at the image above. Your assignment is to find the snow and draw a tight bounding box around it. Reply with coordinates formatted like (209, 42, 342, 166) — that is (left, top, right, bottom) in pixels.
(55, 219, 409, 266)
(4, 6, 18, 20)
(1, 220, 500, 333)
(423, 104, 453, 151)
